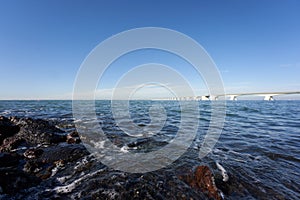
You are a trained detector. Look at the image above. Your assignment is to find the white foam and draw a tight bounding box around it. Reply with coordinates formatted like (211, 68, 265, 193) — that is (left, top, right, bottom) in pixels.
(73, 155, 98, 174)
(57, 175, 73, 184)
(216, 162, 229, 182)
(120, 146, 129, 153)
(90, 140, 105, 149)
(51, 165, 61, 177)
(53, 168, 105, 194)
(11, 146, 27, 152)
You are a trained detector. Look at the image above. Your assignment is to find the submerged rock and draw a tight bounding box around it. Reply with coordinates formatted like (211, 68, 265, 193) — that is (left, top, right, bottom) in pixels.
(127, 138, 168, 151)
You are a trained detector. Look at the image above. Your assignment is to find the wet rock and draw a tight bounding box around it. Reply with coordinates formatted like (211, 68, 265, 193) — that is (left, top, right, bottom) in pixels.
(180, 165, 222, 200)
(0, 153, 20, 167)
(23, 160, 43, 174)
(0, 116, 20, 144)
(69, 131, 79, 137)
(193, 166, 222, 200)
(1, 116, 68, 151)
(54, 159, 65, 167)
(127, 138, 168, 151)
(66, 137, 77, 144)
(0, 136, 25, 152)
(23, 148, 44, 159)
(0, 116, 90, 196)
(0, 152, 40, 195)
(127, 138, 150, 147)
(23, 144, 88, 179)
(16, 118, 67, 145)
(0, 167, 41, 194)
(66, 131, 81, 144)
(39, 143, 89, 164)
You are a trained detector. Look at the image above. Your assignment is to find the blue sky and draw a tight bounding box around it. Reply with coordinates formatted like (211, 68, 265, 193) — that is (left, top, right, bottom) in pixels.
(0, 0, 299, 99)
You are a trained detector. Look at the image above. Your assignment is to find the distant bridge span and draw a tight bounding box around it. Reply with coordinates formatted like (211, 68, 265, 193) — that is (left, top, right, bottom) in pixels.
(215, 91, 300, 101)
(164, 91, 300, 101)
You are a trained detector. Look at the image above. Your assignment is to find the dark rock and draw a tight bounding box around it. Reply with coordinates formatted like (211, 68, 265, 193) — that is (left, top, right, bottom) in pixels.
(36, 166, 53, 180)
(179, 165, 222, 200)
(1, 116, 68, 152)
(0, 153, 20, 167)
(66, 131, 81, 144)
(69, 131, 79, 137)
(127, 138, 150, 147)
(0, 136, 25, 152)
(23, 160, 43, 173)
(38, 143, 89, 163)
(127, 138, 168, 151)
(0, 116, 91, 196)
(23, 148, 44, 159)
(0, 152, 41, 195)
(23, 144, 88, 178)
(16, 118, 67, 145)
(0, 167, 41, 194)
(0, 116, 20, 144)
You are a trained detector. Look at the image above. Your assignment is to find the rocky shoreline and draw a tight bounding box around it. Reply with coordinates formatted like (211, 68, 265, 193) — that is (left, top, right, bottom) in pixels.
(0, 116, 88, 196)
(0, 116, 228, 199)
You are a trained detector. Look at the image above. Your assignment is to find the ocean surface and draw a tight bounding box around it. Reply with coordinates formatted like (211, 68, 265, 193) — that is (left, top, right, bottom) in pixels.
(0, 100, 300, 199)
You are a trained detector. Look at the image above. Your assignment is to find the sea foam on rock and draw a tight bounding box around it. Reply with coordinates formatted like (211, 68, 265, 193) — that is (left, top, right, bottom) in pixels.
(0, 116, 88, 195)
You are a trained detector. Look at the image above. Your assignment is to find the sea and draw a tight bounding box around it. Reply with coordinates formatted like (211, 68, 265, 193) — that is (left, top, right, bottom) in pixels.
(0, 100, 299, 199)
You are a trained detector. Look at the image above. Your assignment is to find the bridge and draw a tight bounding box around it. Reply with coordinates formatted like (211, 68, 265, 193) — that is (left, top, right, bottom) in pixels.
(215, 91, 300, 101)
(164, 91, 300, 101)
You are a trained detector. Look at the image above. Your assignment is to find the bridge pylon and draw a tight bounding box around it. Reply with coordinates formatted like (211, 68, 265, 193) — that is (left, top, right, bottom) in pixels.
(264, 95, 274, 101)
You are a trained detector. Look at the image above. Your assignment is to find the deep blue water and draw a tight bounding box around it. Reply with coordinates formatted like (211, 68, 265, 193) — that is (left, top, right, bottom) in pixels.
(0, 100, 299, 199)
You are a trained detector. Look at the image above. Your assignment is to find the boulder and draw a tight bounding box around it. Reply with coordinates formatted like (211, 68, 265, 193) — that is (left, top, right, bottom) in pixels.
(16, 118, 67, 145)
(0, 116, 20, 144)
(179, 165, 222, 200)
(0, 167, 41, 194)
(0, 152, 20, 167)
(66, 131, 81, 144)
(0, 136, 24, 152)
(0, 116, 89, 195)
